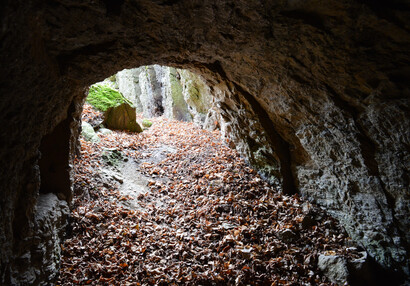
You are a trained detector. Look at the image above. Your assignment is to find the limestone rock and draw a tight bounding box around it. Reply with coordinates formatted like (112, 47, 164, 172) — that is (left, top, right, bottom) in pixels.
(109, 66, 214, 125)
(179, 69, 214, 127)
(97, 127, 113, 135)
(33, 194, 69, 283)
(103, 103, 142, 133)
(9, 193, 69, 284)
(81, 121, 100, 143)
(116, 67, 144, 113)
(139, 66, 164, 118)
(163, 67, 192, 122)
(203, 107, 221, 131)
(318, 254, 349, 285)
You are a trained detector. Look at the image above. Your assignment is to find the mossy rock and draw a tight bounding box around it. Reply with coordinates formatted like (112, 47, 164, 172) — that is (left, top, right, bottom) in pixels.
(101, 148, 123, 167)
(81, 121, 100, 143)
(87, 84, 133, 112)
(179, 69, 212, 115)
(142, 119, 153, 128)
(103, 103, 143, 133)
(169, 68, 192, 122)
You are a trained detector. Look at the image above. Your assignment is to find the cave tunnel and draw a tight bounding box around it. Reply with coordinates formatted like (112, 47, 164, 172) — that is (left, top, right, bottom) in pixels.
(0, 0, 409, 284)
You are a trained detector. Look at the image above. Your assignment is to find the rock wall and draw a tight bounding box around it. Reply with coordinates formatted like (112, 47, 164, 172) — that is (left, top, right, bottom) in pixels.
(116, 68, 144, 113)
(139, 65, 165, 117)
(115, 65, 214, 125)
(8, 193, 68, 284)
(179, 69, 215, 126)
(163, 66, 192, 122)
(0, 0, 409, 284)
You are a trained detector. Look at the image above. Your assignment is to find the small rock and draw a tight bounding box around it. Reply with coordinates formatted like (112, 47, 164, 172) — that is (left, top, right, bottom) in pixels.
(81, 121, 100, 143)
(318, 253, 349, 285)
(142, 119, 153, 128)
(101, 148, 124, 167)
(98, 127, 113, 135)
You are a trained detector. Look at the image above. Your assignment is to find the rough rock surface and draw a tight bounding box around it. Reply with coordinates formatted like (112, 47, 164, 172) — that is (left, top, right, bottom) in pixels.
(318, 254, 349, 284)
(162, 66, 192, 122)
(139, 65, 165, 118)
(81, 121, 100, 143)
(0, 0, 409, 284)
(103, 103, 143, 133)
(7, 193, 69, 284)
(179, 69, 214, 126)
(317, 251, 378, 285)
(116, 68, 144, 113)
(115, 65, 211, 123)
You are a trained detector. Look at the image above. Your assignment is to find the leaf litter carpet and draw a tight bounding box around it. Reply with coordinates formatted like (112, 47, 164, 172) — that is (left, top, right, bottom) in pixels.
(59, 106, 362, 285)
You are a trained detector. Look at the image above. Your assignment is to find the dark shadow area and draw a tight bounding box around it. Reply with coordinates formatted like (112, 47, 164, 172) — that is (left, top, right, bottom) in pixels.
(39, 116, 72, 200)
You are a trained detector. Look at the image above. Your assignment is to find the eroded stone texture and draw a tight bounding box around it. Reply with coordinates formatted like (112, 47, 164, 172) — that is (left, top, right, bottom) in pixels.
(163, 67, 192, 122)
(0, 0, 409, 284)
(103, 103, 143, 132)
(115, 65, 212, 123)
(179, 69, 214, 126)
(116, 67, 144, 113)
(139, 66, 165, 117)
(318, 254, 349, 285)
(8, 194, 68, 284)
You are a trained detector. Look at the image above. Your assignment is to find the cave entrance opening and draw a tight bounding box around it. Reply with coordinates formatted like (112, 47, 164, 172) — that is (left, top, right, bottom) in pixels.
(73, 64, 223, 210)
(60, 65, 285, 284)
(57, 64, 366, 285)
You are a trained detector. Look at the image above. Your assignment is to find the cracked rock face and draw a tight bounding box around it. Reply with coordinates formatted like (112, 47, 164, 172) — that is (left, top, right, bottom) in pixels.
(8, 194, 69, 285)
(0, 0, 409, 284)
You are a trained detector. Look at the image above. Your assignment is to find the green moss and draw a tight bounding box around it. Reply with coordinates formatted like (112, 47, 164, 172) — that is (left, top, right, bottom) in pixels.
(87, 84, 133, 112)
(168, 68, 192, 121)
(107, 74, 117, 83)
(169, 68, 183, 101)
(179, 69, 211, 114)
(142, 119, 153, 128)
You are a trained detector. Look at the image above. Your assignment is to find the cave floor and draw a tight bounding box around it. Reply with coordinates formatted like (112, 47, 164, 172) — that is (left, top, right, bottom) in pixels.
(58, 106, 360, 285)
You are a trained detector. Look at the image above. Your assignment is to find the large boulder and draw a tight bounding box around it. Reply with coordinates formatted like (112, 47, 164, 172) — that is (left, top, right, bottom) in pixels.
(103, 103, 142, 133)
(86, 84, 132, 112)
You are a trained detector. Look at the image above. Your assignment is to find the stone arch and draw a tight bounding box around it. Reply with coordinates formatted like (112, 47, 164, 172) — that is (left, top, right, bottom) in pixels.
(0, 0, 409, 284)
